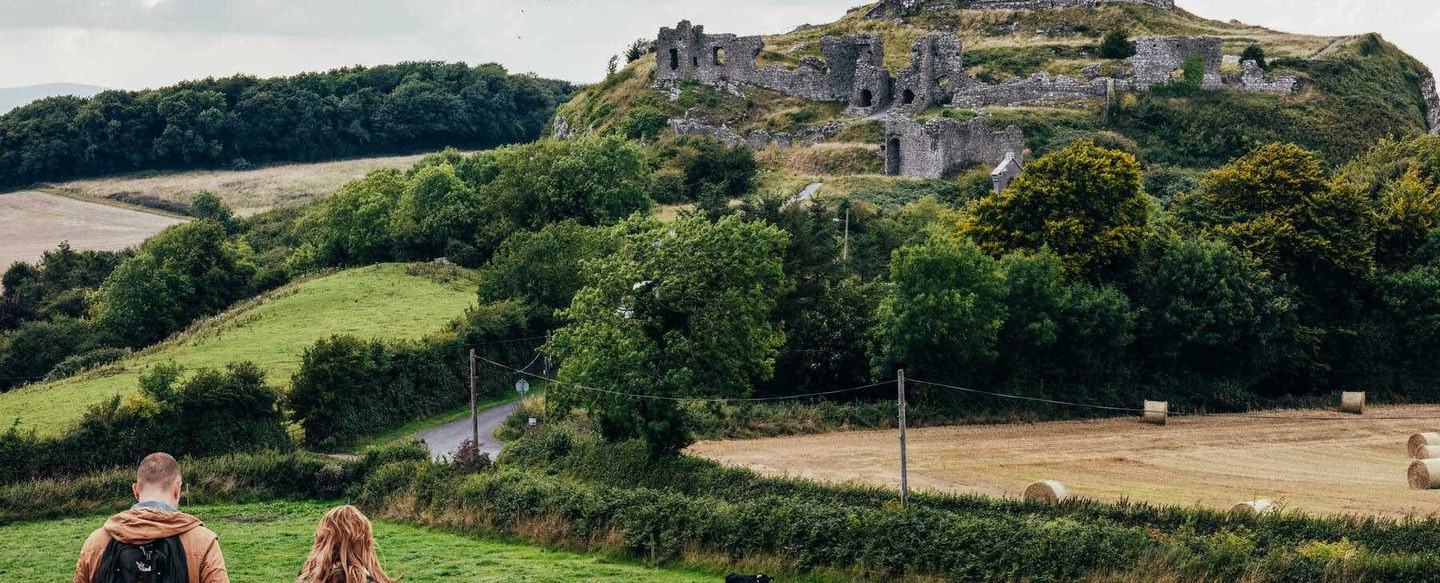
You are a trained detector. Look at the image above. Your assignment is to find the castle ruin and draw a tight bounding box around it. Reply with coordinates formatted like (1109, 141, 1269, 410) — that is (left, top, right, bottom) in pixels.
(867, 0, 1173, 18)
(649, 14, 1302, 178)
(883, 116, 1024, 179)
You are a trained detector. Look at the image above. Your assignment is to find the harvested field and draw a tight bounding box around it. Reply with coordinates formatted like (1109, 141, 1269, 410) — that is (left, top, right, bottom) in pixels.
(48, 152, 457, 217)
(689, 405, 1440, 518)
(0, 191, 184, 267)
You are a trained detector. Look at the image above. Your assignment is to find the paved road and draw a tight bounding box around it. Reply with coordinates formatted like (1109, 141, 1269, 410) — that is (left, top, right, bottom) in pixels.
(417, 401, 520, 461)
(785, 182, 823, 207)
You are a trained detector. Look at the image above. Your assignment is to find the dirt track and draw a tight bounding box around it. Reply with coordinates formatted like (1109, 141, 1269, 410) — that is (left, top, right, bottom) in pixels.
(689, 405, 1440, 518)
(0, 191, 184, 267)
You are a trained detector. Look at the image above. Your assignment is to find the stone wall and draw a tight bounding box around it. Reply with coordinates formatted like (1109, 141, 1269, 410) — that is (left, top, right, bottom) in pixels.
(952, 72, 1118, 107)
(884, 115, 1024, 179)
(891, 33, 967, 113)
(668, 117, 850, 149)
(1423, 71, 1440, 136)
(655, 20, 884, 103)
(866, 0, 1174, 17)
(1128, 37, 1224, 90)
(1239, 60, 1298, 94)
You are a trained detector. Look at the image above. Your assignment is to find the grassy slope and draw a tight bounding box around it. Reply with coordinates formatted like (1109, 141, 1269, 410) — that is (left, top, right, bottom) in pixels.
(0, 263, 477, 437)
(0, 501, 712, 582)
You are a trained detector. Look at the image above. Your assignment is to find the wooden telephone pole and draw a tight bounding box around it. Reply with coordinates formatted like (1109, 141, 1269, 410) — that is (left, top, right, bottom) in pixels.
(469, 349, 479, 446)
(898, 368, 909, 507)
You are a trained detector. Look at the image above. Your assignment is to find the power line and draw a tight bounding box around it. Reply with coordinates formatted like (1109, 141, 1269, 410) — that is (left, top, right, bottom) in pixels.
(473, 354, 893, 403)
(907, 378, 1147, 414)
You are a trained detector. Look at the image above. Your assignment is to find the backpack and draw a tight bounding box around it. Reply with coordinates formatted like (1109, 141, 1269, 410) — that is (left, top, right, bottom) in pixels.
(96, 536, 189, 583)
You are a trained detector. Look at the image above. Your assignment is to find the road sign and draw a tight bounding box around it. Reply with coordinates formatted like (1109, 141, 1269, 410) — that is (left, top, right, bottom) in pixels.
(515, 379, 530, 394)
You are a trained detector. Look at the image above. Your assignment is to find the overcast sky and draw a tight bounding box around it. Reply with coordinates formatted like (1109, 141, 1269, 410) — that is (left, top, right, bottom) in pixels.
(0, 0, 1435, 90)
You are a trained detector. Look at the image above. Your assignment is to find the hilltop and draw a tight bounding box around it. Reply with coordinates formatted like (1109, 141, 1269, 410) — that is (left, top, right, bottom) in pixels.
(558, 0, 1437, 190)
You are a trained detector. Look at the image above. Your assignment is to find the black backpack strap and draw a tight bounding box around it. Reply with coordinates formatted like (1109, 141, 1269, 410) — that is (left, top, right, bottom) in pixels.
(159, 535, 189, 583)
(95, 539, 126, 582)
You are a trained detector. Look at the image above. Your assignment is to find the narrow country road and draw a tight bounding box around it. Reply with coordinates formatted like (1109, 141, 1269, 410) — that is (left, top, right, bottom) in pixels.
(786, 182, 823, 207)
(418, 401, 520, 461)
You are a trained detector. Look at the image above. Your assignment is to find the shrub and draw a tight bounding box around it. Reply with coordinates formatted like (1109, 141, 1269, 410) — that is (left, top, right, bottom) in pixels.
(1098, 29, 1136, 59)
(448, 439, 494, 474)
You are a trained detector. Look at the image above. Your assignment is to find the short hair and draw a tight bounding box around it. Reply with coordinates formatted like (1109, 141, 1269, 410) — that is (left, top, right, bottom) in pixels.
(137, 452, 181, 489)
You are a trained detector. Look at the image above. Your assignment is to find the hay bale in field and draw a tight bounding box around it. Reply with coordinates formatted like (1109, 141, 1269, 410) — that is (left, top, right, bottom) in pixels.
(1413, 445, 1440, 460)
(1408, 459, 1440, 490)
(1142, 400, 1168, 425)
(1340, 391, 1365, 414)
(1409, 433, 1440, 459)
(1231, 499, 1277, 515)
(1024, 480, 1070, 504)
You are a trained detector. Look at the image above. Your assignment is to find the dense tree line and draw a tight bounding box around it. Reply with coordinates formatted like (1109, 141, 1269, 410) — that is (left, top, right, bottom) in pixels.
(0, 62, 573, 187)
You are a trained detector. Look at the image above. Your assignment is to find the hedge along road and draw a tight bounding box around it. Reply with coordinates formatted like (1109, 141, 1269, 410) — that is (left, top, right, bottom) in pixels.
(0, 191, 184, 270)
(418, 401, 520, 461)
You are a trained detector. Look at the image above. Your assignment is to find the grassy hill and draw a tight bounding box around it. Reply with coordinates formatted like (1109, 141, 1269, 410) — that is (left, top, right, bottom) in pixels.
(0, 501, 712, 582)
(560, 2, 1433, 182)
(0, 263, 477, 437)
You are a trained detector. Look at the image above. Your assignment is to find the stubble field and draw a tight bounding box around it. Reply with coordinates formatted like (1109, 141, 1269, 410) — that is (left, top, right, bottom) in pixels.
(0, 191, 185, 268)
(690, 405, 1440, 518)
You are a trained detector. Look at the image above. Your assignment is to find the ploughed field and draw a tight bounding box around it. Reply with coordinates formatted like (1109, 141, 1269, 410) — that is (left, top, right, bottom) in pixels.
(690, 405, 1440, 517)
(0, 191, 185, 268)
(0, 501, 711, 582)
(0, 264, 476, 437)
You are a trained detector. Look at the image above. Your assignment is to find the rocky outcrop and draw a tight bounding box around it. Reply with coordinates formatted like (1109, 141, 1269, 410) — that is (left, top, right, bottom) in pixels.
(1423, 71, 1440, 135)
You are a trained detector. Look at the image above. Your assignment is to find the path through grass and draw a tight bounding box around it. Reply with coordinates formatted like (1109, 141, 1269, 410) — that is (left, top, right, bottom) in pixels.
(0, 501, 714, 582)
(0, 263, 477, 437)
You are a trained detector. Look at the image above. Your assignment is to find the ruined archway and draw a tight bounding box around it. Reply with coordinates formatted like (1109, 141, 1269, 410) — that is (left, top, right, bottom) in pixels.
(902, 88, 916, 105)
(860, 89, 873, 108)
(713, 47, 726, 66)
(885, 137, 902, 176)
(669, 49, 679, 71)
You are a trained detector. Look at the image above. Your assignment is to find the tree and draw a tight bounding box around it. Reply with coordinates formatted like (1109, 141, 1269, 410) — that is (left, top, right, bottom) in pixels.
(964, 141, 1148, 281)
(189, 191, 235, 231)
(474, 136, 653, 250)
(478, 220, 615, 324)
(295, 168, 405, 267)
(647, 135, 758, 204)
(549, 215, 790, 455)
(871, 233, 1006, 385)
(390, 163, 481, 259)
(92, 220, 255, 347)
(1098, 30, 1136, 59)
(1132, 236, 1303, 394)
(1241, 44, 1267, 69)
(1374, 167, 1440, 267)
(1177, 143, 1375, 313)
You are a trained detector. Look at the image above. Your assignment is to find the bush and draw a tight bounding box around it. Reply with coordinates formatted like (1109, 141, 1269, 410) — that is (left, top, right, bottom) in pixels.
(0, 362, 290, 482)
(1098, 30, 1136, 59)
(45, 347, 130, 381)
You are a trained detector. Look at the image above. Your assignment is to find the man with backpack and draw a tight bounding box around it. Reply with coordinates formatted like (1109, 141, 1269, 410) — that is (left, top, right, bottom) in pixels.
(74, 452, 229, 583)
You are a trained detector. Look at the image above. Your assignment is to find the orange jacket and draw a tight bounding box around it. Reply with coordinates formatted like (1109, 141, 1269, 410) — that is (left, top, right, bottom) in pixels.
(74, 507, 229, 583)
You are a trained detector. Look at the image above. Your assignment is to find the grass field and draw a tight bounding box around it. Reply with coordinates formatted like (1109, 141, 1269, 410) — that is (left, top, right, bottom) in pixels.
(0, 263, 477, 437)
(47, 151, 457, 217)
(691, 405, 1440, 518)
(0, 191, 186, 269)
(0, 501, 712, 582)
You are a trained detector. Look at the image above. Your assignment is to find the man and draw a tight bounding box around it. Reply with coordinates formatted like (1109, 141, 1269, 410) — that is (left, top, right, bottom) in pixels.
(74, 453, 229, 583)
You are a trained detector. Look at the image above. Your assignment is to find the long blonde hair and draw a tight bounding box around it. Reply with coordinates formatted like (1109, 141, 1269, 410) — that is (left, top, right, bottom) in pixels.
(296, 506, 396, 583)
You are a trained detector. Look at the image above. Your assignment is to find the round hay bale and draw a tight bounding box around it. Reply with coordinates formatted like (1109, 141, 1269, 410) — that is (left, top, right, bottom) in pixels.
(1408, 459, 1440, 490)
(1414, 445, 1440, 460)
(1230, 499, 1277, 515)
(1409, 433, 1440, 459)
(1024, 480, 1070, 504)
(1142, 400, 1168, 426)
(1340, 391, 1365, 414)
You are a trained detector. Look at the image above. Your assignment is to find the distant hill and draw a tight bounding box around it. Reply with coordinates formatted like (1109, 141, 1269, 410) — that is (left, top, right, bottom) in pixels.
(0, 83, 107, 113)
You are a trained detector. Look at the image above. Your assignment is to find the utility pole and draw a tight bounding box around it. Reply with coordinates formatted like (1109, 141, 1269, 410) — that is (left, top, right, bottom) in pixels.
(898, 368, 909, 507)
(842, 207, 850, 262)
(469, 349, 479, 446)
(543, 330, 553, 376)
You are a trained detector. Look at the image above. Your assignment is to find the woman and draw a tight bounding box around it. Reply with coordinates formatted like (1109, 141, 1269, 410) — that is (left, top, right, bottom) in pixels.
(296, 505, 398, 583)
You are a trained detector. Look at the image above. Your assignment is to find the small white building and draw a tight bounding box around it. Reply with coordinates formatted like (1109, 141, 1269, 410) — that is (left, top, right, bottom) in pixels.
(990, 152, 1023, 194)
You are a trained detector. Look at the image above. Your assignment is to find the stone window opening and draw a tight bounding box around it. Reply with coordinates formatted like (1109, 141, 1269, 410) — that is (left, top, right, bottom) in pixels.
(902, 88, 916, 105)
(669, 49, 679, 71)
(937, 76, 951, 104)
(713, 47, 726, 66)
(860, 89, 873, 108)
(693, 56, 699, 68)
